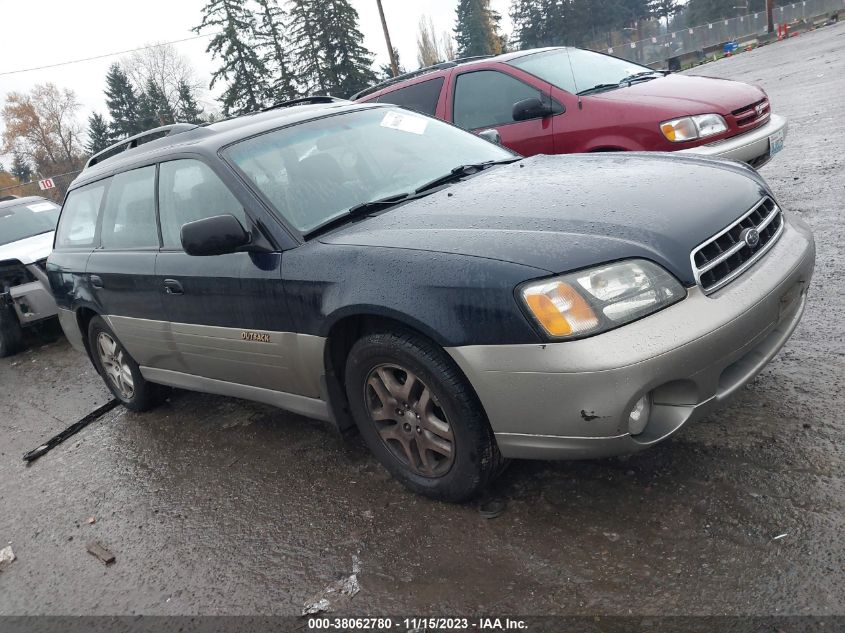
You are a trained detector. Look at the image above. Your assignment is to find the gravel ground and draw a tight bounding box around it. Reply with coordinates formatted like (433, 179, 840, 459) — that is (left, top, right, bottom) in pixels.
(0, 22, 843, 618)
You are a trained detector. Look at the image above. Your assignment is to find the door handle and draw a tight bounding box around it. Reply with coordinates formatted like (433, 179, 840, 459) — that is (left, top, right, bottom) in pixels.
(163, 279, 184, 295)
(89, 274, 103, 289)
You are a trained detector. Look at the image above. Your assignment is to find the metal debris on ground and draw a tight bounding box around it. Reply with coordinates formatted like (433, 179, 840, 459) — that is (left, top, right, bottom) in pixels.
(86, 541, 115, 565)
(0, 545, 15, 571)
(773, 533, 788, 540)
(86, 517, 96, 525)
(22, 399, 120, 463)
(300, 554, 361, 616)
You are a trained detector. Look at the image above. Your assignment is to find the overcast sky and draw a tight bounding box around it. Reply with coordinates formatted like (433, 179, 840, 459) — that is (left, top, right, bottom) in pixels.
(0, 0, 512, 154)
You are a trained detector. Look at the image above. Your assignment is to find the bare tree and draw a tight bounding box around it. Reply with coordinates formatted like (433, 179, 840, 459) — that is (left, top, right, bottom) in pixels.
(2, 83, 85, 176)
(417, 16, 443, 68)
(441, 31, 457, 61)
(122, 42, 204, 115)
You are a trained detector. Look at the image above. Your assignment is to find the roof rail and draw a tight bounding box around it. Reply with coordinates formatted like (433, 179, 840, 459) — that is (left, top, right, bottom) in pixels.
(85, 123, 199, 169)
(261, 95, 346, 112)
(350, 56, 494, 100)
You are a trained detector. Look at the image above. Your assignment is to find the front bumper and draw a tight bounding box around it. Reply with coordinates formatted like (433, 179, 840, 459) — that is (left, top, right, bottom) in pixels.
(446, 214, 815, 460)
(678, 113, 787, 168)
(5, 264, 57, 325)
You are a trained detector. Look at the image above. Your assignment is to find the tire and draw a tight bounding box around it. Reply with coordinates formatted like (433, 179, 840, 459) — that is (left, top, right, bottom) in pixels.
(0, 302, 25, 358)
(88, 315, 168, 411)
(344, 330, 504, 502)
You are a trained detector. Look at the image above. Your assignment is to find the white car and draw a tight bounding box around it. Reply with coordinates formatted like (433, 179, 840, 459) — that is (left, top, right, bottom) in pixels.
(0, 196, 61, 356)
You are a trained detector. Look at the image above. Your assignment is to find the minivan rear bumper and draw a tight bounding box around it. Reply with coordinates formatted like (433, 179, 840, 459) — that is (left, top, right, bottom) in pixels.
(678, 114, 787, 168)
(446, 214, 814, 460)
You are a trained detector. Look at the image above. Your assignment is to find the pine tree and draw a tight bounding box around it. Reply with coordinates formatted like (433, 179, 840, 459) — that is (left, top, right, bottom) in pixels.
(254, 0, 297, 103)
(686, 0, 738, 25)
(10, 151, 32, 183)
(86, 113, 112, 155)
(454, 0, 504, 58)
(379, 48, 404, 80)
(175, 81, 205, 123)
(287, 0, 331, 94)
(194, 0, 268, 115)
(316, 0, 378, 97)
(144, 78, 175, 126)
(649, 0, 680, 25)
(104, 63, 140, 139)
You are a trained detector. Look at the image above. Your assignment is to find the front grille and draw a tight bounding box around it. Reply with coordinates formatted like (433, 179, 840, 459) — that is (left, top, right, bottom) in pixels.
(691, 197, 783, 294)
(732, 98, 770, 130)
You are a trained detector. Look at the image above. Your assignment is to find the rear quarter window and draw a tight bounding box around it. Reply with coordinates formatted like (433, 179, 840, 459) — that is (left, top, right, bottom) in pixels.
(54, 182, 108, 249)
(375, 77, 444, 116)
(99, 166, 159, 250)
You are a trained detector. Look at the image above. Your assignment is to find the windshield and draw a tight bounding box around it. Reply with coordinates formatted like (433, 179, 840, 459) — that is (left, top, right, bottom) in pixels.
(224, 107, 515, 234)
(508, 48, 653, 95)
(0, 200, 61, 247)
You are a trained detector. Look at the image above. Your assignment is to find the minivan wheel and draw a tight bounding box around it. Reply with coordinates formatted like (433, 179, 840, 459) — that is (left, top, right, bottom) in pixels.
(88, 316, 168, 411)
(0, 303, 25, 358)
(344, 331, 504, 502)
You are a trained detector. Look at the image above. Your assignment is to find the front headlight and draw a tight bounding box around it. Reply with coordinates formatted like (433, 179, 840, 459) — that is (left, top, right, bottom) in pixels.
(519, 259, 685, 340)
(660, 113, 727, 142)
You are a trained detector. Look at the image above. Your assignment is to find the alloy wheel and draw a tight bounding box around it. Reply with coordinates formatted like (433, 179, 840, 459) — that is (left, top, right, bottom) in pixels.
(364, 363, 455, 477)
(96, 331, 135, 400)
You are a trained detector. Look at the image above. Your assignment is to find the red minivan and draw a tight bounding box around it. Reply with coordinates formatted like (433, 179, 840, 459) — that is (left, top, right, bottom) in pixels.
(354, 47, 787, 168)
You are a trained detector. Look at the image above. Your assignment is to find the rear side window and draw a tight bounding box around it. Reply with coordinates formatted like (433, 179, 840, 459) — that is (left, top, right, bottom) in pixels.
(453, 70, 543, 130)
(55, 182, 107, 249)
(158, 159, 246, 249)
(376, 77, 444, 116)
(100, 166, 158, 250)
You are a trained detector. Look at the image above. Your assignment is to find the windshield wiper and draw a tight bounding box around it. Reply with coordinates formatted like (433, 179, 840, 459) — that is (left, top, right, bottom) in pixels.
(414, 159, 519, 195)
(620, 71, 664, 86)
(346, 193, 411, 216)
(576, 83, 622, 96)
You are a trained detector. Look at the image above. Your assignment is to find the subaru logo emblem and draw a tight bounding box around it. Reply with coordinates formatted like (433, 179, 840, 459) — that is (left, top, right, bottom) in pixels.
(741, 228, 761, 248)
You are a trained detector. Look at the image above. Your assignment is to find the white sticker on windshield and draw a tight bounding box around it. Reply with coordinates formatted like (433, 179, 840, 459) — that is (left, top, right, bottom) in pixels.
(28, 202, 56, 212)
(381, 111, 428, 135)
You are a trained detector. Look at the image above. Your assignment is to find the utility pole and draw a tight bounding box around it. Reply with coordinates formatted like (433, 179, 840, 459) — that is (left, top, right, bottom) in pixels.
(376, 0, 399, 77)
(766, 0, 775, 32)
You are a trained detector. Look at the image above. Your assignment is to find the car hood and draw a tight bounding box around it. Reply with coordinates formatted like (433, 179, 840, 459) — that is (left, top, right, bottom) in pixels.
(589, 74, 764, 114)
(320, 154, 771, 286)
(0, 231, 54, 265)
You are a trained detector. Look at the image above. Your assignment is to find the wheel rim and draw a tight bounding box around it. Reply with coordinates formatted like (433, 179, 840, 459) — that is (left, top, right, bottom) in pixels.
(364, 363, 455, 478)
(96, 332, 135, 400)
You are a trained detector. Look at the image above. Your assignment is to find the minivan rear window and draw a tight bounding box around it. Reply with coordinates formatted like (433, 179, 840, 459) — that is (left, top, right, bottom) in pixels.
(376, 77, 444, 116)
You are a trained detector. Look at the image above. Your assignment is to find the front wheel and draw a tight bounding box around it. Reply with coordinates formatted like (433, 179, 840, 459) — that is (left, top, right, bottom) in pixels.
(88, 316, 168, 411)
(0, 303, 24, 358)
(344, 331, 504, 502)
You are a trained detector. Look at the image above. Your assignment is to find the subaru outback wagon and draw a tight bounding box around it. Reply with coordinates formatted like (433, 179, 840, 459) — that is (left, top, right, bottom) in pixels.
(48, 98, 814, 501)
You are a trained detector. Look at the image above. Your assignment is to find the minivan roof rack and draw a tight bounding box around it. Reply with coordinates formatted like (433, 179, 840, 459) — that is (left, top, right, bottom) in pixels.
(85, 123, 199, 169)
(350, 56, 493, 100)
(260, 95, 346, 111)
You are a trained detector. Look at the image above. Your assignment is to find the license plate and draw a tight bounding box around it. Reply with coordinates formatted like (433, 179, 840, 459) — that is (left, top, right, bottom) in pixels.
(769, 129, 785, 156)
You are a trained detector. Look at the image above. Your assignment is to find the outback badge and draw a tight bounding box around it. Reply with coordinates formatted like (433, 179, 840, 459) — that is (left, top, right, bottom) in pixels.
(241, 331, 271, 343)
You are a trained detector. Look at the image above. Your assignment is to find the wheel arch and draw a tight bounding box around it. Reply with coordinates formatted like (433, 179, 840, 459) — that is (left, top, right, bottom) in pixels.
(74, 305, 102, 366)
(321, 310, 482, 435)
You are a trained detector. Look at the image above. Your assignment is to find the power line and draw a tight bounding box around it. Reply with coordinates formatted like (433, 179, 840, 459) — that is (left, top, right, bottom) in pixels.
(0, 33, 221, 77)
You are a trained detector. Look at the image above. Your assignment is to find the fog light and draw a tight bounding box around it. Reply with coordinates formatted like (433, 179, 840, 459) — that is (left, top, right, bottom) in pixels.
(628, 395, 651, 435)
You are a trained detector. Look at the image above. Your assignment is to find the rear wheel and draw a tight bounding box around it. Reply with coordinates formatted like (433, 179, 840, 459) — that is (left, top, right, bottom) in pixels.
(88, 316, 168, 411)
(344, 330, 504, 502)
(0, 303, 24, 358)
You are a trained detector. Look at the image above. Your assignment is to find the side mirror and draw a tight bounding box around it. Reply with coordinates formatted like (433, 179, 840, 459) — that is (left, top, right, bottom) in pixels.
(476, 128, 502, 144)
(512, 97, 554, 122)
(181, 214, 250, 256)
